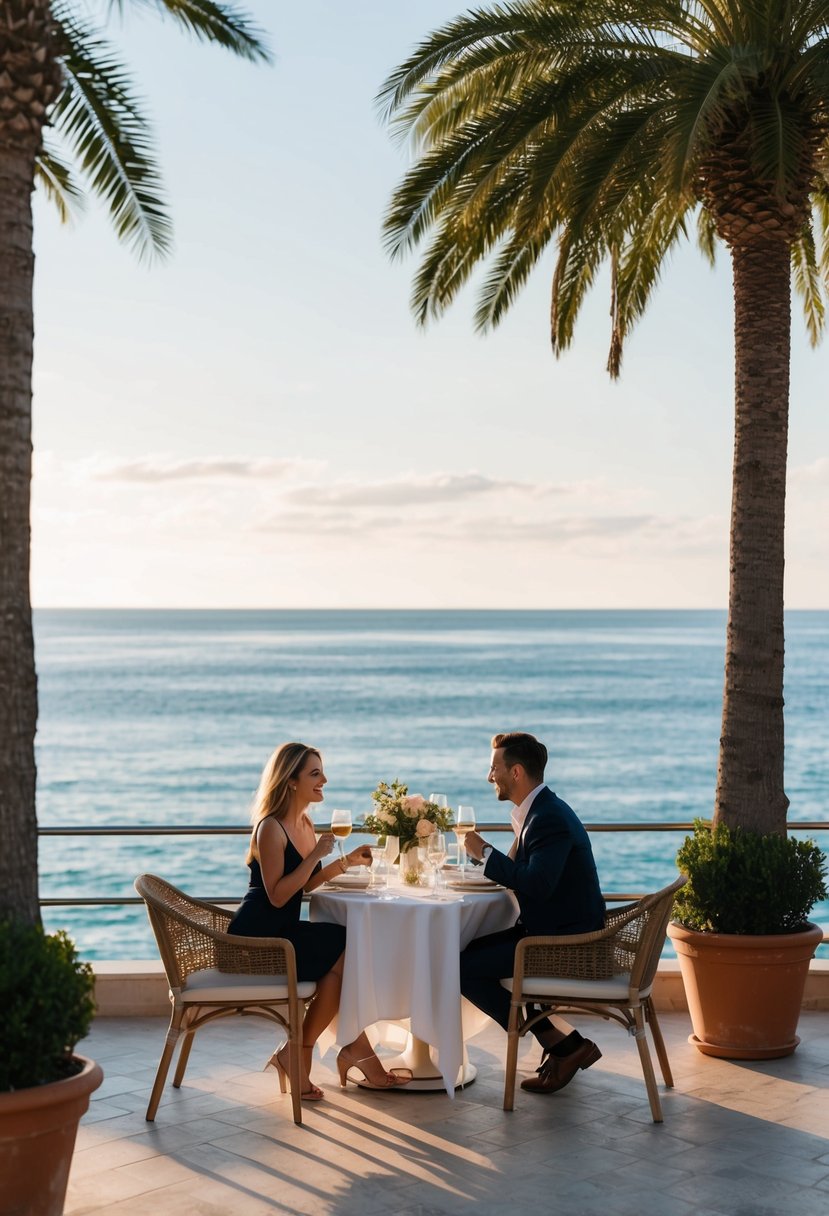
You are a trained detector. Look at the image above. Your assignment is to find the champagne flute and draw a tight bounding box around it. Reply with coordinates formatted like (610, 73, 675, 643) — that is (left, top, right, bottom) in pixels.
(455, 805, 475, 880)
(427, 831, 448, 898)
(330, 808, 352, 861)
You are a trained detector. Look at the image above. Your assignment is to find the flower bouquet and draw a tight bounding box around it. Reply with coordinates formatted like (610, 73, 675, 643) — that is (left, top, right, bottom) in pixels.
(363, 780, 454, 854)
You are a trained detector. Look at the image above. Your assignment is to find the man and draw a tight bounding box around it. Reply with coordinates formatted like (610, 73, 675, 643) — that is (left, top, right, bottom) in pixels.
(461, 731, 605, 1093)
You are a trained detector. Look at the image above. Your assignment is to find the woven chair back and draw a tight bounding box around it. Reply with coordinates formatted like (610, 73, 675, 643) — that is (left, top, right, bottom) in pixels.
(135, 873, 295, 987)
(627, 874, 687, 992)
(520, 874, 687, 985)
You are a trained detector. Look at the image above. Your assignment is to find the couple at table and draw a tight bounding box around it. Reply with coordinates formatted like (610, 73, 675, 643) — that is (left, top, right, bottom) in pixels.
(228, 732, 604, 1101)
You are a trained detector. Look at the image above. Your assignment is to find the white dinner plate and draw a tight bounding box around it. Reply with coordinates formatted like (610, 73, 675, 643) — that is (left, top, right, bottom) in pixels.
(445, 877, 500, 892)
(324, 874, 371, 890)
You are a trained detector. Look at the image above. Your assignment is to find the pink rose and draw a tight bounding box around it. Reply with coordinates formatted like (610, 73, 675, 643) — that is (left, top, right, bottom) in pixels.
(416, 818, 435, 838)
(403, 794, 426, 817)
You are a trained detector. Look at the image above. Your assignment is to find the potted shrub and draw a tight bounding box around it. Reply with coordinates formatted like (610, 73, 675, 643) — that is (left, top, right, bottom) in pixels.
(668, 821, 827, 1059)
(0, 919, 102, 1215)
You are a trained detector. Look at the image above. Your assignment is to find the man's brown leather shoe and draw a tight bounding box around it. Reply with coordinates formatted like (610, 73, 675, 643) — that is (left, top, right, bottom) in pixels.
(520, 1039, 602, 1094)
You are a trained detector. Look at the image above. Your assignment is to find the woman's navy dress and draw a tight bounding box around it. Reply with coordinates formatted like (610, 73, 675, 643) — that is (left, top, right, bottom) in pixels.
(228, 824, 345, 983)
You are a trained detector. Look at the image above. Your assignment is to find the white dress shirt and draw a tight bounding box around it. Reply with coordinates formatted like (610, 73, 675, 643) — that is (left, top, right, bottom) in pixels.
(510, 783, 546, 838)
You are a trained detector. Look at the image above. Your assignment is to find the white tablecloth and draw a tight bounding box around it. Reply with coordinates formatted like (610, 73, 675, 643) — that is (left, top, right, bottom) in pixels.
(310, 886, 515, 1093)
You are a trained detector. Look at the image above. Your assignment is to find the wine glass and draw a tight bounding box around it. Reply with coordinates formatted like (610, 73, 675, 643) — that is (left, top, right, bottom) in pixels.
(427, 831, 448, 898)
(330, 808, 352, 861)
(372, 850, 399, 901)
(455, 805, 475, 880)
(384, 834, 400, 867)
(429, 793, 449, 810)
(369, 846, 395, 898)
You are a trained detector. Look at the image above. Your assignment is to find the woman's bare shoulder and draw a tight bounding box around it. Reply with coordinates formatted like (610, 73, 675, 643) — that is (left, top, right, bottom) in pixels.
(257, 816, 287, 846)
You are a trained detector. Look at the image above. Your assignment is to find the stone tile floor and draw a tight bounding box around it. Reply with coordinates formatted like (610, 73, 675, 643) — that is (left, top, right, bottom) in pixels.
(66, 1011, 829, 1216)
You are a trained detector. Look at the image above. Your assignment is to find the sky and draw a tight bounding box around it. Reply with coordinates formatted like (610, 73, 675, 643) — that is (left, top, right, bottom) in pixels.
(30, 1, 829, 609)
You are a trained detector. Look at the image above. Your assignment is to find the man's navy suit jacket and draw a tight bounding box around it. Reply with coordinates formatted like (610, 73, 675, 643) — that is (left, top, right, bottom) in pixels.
(482, 786, 604, 936)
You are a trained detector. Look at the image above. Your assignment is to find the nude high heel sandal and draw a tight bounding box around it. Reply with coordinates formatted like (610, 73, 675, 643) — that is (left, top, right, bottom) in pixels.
(336, 1048, 413, 1090)
(269, 1044, 324, 1101)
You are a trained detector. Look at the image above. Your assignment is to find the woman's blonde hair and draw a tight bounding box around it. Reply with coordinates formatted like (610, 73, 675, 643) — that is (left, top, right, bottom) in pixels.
(246, 741, 321, 864)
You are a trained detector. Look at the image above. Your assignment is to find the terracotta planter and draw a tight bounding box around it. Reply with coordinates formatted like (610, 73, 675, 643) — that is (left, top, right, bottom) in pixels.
(667, 921, 823, 1059)
(0, 1055, 103, 1216)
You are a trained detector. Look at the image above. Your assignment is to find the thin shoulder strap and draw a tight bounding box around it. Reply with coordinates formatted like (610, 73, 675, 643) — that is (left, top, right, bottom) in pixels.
(253, 814, 288, 852)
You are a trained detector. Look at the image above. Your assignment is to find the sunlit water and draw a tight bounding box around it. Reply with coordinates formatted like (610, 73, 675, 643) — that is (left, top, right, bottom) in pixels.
(34, 609, 829, 959)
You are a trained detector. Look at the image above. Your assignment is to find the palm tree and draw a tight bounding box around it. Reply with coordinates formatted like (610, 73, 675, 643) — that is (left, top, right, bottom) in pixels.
(380, 0, 829, 839)
(0, 0, 270, 924)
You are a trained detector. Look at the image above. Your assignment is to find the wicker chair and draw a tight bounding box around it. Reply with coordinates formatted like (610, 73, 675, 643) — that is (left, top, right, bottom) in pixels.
(134, 874, 317, 1126)
(501, 875, 687, 1122)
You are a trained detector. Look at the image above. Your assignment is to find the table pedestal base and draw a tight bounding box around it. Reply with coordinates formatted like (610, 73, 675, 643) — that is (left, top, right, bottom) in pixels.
(377, 1034, 476, 1092)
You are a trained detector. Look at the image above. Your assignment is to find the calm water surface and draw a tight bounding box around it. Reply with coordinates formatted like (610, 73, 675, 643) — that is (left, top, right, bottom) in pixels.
(33, 610, 829, 958)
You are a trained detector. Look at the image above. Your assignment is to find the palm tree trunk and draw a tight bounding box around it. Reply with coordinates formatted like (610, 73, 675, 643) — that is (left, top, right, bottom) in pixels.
(0, 140, 40, 924)
(714, 239, 791, 835)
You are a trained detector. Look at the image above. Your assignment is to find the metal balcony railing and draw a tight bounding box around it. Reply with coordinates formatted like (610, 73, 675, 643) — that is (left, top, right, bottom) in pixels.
(36, 822, 829, 930)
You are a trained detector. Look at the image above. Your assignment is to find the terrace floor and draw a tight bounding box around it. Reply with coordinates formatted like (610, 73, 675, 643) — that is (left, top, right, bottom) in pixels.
(66, 1010, 829, 1216)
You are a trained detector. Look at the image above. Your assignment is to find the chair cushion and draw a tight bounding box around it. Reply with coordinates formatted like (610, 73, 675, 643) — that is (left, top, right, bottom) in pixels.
(500, 974, 651, 1001)
(182, 968, 317, 1002)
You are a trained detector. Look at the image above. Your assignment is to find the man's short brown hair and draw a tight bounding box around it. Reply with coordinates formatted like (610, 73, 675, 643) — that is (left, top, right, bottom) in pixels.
(491, 732, 547, 783)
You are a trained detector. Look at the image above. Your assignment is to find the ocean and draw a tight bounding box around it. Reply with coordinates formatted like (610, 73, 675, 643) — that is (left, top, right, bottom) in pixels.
(33, 609, 829, 959)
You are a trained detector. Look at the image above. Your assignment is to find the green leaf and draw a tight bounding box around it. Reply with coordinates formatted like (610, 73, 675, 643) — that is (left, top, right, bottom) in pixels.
(673, 820, 827, 935)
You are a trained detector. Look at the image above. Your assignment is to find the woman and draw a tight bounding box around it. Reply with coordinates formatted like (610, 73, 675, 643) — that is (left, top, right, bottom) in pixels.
(229, 741, 410, 1100)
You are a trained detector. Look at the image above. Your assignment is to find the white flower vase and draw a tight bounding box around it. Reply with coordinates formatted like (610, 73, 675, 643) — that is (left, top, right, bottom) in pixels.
(400, 847, 425, 887)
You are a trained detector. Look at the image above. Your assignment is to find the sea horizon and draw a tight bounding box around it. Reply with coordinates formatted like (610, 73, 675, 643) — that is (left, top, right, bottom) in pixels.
(32, 608, 829, 958)
(32, 606, 829, 613)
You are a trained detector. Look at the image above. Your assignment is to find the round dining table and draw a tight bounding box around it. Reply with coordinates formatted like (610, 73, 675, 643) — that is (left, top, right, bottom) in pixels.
(310, 879, 516, 1094)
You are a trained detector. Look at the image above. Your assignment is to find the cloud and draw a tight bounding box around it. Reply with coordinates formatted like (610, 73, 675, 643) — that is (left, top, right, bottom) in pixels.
(254, 510, 400, 537)
(415, 513, 659, 547)
(249, 502, 727, 557)
(284, 472, 530, 508)
(90, 457, 323, 483)
(33, 451, 726, 561)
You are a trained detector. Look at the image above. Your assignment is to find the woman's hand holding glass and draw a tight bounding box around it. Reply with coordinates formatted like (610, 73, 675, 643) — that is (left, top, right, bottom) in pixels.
(330, 808, 352, 860)
(312, 830, 336, 863)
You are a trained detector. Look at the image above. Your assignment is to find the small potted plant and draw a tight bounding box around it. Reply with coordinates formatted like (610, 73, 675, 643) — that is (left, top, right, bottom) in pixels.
(668, 820, 827, 1059)
(0, 918, 102, 1215)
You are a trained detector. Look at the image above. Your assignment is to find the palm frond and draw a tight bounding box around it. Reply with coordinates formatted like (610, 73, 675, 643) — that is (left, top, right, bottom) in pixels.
(792, 219, 825, 345)
(697, 204, 719, 263)
(34, 141, 86, 224)
(378, 4, 579, 123)
(381, 0, 829, 368)
(109, 0, 271, 62)
(609, 194, 692, 373)
(750, 93, 812, 195)
(813, 188, 829, 281)
(408, 171, 531, 323)
(551, 228, 606, 355)
(475, 232, 551, 330)
(383, 70, 572, 260)
(660, 50, 753, 193)
(52, 9, 172, 260)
